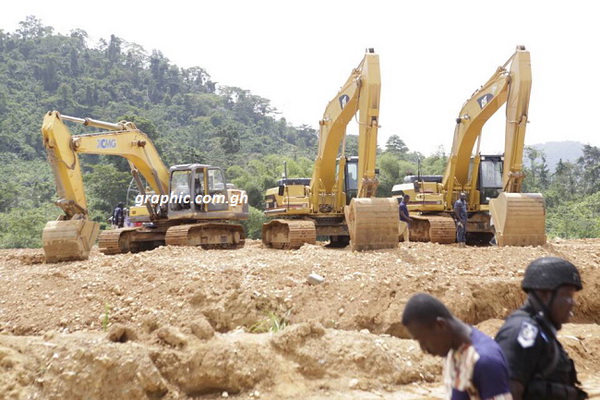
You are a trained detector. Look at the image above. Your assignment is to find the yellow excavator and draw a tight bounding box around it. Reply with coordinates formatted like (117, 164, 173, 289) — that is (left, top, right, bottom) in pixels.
(395, 46, 546, 246)
(41, 111, 248, 262)
(262, 49, 399, 251)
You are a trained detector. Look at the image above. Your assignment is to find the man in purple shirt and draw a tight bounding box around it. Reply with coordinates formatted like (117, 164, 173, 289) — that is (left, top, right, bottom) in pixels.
(402, 293, 512, 399)
(398, 195, 412, 242)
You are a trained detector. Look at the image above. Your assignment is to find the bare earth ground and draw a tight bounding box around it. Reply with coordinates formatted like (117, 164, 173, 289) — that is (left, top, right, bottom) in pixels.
(0, 238, 599, 399)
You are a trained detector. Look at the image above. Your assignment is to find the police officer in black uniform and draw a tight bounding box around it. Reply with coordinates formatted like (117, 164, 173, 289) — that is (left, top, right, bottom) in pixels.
(495, 257, 588, 400)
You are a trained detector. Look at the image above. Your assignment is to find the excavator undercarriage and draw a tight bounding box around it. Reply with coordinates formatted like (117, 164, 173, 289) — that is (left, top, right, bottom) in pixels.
(97, 221, 246, 255)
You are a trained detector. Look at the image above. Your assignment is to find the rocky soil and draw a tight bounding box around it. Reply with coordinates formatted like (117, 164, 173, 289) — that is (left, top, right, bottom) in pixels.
(0, 238, 599, 399)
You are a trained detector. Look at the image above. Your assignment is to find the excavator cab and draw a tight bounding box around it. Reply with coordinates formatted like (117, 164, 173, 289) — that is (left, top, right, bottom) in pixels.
(167, 165, 240, 218)
(476, 155, 503, 205)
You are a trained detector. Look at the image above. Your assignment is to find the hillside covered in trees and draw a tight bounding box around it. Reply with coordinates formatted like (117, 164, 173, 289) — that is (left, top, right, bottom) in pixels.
(0, 16, 598, 247)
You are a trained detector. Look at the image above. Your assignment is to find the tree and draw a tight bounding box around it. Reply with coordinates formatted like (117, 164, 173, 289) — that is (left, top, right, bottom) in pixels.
(420, 146, 447, 175)
(344, 134, 359, 156)
(106, 34, 121, 64)
(579, 145, 600, 195)
(523, 146, 543, 192)
(219, 123, 241, 154)
(376, 153, 401, 197)
(544, 159, 578, 208)
(240, 206, 267, 239)
(84, 164, 131, 221)
(16, 15, 53, 40)
(538, 154, 551, 190)
(385, 135, 408, 155)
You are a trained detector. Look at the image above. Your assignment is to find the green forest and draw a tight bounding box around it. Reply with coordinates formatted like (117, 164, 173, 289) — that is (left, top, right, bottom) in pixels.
(0, 16, 598, 247)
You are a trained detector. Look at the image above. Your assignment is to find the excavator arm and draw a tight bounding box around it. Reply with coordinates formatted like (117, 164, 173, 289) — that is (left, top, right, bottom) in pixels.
(407, 46, 545, 246)
(442, 62, 511, 207)
(310, 49, 381, 212)
(489, 48, 545, 246)
(502, 48, 531, 193)
(262, 49, 398, 251)
(311, 49, 397, 251)
(41, 110, 170, 262)
(442, 47, 534, 204)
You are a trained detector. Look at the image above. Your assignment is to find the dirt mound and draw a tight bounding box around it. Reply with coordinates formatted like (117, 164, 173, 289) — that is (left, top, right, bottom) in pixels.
(0, 322, 440, 399)
(0, 238, 599, 398)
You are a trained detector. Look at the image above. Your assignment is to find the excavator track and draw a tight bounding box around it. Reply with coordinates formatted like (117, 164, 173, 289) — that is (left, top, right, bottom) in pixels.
(410, 215, 456, 244)
(262, 220, 317, 249)
(345, 198, 399, 251)
(165, 223, 245, 249)
(98, 227, 139, 255)
(489, 192, 546, 246)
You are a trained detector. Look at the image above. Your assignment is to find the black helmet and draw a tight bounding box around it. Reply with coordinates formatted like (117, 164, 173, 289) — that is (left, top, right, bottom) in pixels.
(522, 257, 583, 292)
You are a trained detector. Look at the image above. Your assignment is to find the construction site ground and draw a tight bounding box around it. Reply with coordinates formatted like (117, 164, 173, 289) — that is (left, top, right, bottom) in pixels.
(0, 238, 599, 399)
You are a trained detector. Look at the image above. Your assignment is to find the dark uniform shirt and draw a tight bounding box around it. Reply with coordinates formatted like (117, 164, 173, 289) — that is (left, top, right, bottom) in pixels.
(454, 199, 467, 223)
(399, 201, 410, 222)
(495, 304, 585, 399)
(113, 206, 124, 228)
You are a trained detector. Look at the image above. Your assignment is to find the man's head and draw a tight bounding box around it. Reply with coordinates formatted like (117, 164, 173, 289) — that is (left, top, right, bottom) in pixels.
(401, 293, 455, 357)
(403, 194, 410, 203)
(117, 202, 124, 208)
(459, 192, 466, 201)
(522, 257, 583, 329)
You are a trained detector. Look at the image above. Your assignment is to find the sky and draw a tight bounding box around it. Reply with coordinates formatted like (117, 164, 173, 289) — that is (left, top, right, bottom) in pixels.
(2, 1, 599, 156)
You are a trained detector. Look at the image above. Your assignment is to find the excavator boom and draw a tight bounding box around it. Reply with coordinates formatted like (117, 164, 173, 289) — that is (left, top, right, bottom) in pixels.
(489, 48, 545, 246)
(42, 111, 100, 262)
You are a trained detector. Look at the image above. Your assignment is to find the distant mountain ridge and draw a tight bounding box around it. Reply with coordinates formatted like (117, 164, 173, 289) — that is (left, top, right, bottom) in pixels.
(530, 141, 583, 172)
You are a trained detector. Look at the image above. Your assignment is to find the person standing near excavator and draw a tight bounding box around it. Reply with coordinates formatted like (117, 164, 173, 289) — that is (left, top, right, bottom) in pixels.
(495, 257, 588, 400)
(112, 202, 125, 229)
(398, 194, 412, 243)
(454, 192, 467, 247)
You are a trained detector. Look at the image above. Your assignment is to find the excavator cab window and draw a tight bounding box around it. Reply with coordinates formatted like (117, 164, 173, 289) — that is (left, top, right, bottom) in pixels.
(170, 170, 192, 211)
(207, 168, 228, 211)
(193, 170, 205, 211)
(478, 156, 503, 204)
(344, 159, 359, 204)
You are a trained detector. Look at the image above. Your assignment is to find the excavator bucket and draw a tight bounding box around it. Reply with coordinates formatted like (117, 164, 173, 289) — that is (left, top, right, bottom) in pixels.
(42, 220, 100, 262)
(345, 198, 399, 251)
(489, 192, 546, 246)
